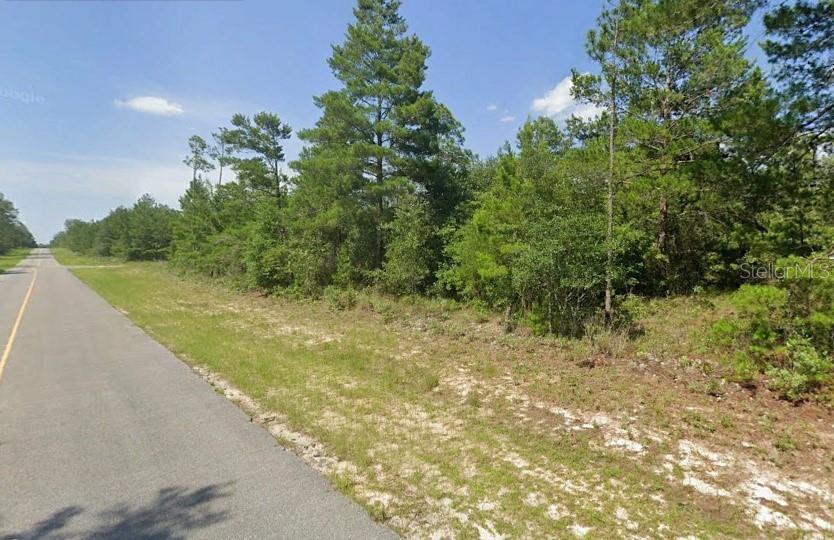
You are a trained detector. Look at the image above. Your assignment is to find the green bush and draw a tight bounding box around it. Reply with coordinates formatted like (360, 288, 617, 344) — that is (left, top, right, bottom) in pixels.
(766, 338, 833, 401)
(728, 284, 788, 353)
(325, 286, 357, 311)
(379, 195, 434, 295)
(806, 311, 834, 355)
(715, 281, 834, 399)
(728, 351, 757, 387)
(709, 318, 740, 348)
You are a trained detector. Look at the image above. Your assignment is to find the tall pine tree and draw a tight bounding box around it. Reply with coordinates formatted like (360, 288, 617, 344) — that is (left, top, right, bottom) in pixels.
(576, 0, 764, 294)
(293, 0, 464, 285)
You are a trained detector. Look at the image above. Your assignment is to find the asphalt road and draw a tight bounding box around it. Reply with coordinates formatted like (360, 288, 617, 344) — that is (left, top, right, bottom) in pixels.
(0, 249, 396, 540)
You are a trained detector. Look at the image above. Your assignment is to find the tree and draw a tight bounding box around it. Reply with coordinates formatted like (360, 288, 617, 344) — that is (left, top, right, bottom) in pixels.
(93, 207, 130, 257)
(172, 179, 218, 272)
(225, 112, 292, 205)
(124, 195, 176, 261)
(209, 128, 233, 186)
(55, 218, 97, 254)
(444, 119, 611, 334)
(443, 153, 527, 309)
(0, 193, 35, 254)
(764, 0, 834, 150)
(379, 194, 434, 294)
(575, 0, 764, 296)
(572, 0, 629, 323)
(183, 135, 215, 182)
(294, 0, 464, 281)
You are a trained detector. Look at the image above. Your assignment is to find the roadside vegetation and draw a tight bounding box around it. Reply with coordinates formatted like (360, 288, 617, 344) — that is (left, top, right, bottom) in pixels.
(50, 194, 174, 261)
(53, 250, 834, 538)
(49, 247, 124, 268)
(51, 0, 834, 403)
(0, 193, 35, 270)
(0, 248, 32, 273)
(49, 0, 834, 536)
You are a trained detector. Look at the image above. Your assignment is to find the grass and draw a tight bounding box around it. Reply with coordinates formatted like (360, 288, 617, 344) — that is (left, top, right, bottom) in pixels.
(49, 247, 122, 267)
(0, 248, 32, 273)
(54, 251, 834, 539)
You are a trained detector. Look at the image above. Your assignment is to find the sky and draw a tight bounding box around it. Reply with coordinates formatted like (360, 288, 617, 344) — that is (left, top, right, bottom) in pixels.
(0, 0, 765, 243)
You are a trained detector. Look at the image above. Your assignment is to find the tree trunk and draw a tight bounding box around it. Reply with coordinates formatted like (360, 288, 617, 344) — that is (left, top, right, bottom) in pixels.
(375, 97, 385, 269)
(657, 196, 668, 253)
(604, 21, 620, 326)
(272, 159, 282, 206)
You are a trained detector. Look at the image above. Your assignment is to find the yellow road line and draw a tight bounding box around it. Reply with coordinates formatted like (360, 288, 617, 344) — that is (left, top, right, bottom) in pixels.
(0, 269, 38, 382)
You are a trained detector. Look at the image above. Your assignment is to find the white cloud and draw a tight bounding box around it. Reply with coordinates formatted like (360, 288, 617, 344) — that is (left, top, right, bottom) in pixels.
(486, 103, 498, 112)
(532, 77, 575, 116)
(570, 102, 606, 120)
(500, 115, 516, 123)
(531, 75, 604, 121)
(114, 95, 184, 116)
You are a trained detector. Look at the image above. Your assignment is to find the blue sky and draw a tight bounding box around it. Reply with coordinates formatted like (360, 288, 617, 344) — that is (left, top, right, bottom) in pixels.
(0, 0, 763, 242)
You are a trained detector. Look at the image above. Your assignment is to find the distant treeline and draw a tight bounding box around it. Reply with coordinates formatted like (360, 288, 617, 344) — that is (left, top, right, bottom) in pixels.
(51, 194, 175, 261)
(0, 193, 35, 254)
(53, 0, 834, 338)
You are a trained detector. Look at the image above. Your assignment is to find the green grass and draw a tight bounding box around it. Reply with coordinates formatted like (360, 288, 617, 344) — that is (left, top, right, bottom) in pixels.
(50, 247, 121, 267)
(0, 248, 32, 273)
(63, 258, 834, 539)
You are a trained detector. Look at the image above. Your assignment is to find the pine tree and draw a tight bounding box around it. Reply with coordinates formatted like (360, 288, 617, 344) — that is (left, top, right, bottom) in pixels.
(183, 135, 215, 182)
(225, 112, 292, 205)
(764, 0, 834, 148)
(172, 179, 217, 272)
(294, 0, 464, 282)
(575, 0, 763, 295)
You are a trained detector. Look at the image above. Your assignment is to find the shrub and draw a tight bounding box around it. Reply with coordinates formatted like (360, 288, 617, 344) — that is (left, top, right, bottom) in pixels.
(766, 337, 833, 401)
(325, 286, 357, 311)
(728, 284, 788, 352)
(246, 239, 292, 291)
(706, 378, 727, 397)
(806, 311, 834, 355)
(611, 294, 647, 335)
(379, 195, 434, 295)
(710, 318, 740, 348)
(713, 279, 834, 399)
(728, 351, 757, 387)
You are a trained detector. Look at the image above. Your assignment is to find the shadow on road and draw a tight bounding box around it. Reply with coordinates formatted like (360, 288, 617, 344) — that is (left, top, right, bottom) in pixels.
(0, 483, 233, 540)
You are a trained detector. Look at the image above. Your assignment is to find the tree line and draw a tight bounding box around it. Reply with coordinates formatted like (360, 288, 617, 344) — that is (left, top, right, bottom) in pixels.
(53, 0, 833, 342)
(51, 194, 175, 261)
(0, 193, 35, 254)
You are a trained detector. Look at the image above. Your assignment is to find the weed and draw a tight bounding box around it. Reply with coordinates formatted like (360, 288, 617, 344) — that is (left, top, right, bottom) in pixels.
(419, 373, 440, 392)
(775, 433, 798, 453)
(683, 411, 716, 434)
(325, 286, 357, 311)
(728, 352, 758, 388)
(705, 378, 726, 398)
